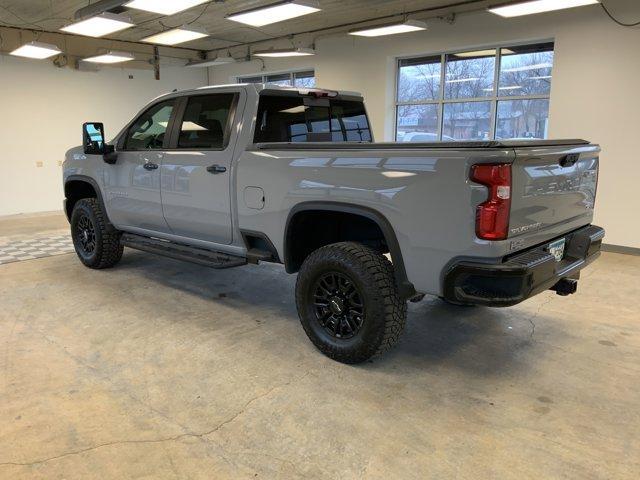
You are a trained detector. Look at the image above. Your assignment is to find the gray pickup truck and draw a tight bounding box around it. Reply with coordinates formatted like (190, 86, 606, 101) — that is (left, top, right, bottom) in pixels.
(63, 83, 604, 363)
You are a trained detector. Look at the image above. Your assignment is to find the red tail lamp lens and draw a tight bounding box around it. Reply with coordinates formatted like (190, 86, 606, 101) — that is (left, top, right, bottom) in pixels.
(471, 163, 512, 240)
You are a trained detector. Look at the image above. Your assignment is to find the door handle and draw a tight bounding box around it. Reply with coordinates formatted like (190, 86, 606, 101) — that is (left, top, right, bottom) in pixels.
(207, 164, 227, 174)
(143, 162, 158, 171)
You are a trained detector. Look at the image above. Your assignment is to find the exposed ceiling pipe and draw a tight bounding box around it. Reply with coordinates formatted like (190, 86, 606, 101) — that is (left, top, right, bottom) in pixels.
(74, 0, 128, 20)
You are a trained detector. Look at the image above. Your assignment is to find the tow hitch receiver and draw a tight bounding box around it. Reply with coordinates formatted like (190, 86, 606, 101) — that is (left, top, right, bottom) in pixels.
(550, 278, 578, 296)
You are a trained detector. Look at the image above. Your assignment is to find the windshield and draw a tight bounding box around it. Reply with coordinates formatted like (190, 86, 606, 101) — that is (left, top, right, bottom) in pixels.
(254, 94, 372, 143)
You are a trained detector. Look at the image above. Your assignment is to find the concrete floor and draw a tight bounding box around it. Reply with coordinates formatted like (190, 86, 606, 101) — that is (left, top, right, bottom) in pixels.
(1, 213, 639, 479)
(0, 211, 69, 237)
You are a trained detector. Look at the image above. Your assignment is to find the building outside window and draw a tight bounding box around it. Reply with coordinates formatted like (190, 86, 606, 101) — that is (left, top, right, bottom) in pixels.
(237, 70, 316, 88)
(396, 42, 554, 142)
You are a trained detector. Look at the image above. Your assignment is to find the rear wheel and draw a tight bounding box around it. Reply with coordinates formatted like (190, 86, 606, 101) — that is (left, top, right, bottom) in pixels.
(70, 198, 123, 269)
(295, 242, 407, 364)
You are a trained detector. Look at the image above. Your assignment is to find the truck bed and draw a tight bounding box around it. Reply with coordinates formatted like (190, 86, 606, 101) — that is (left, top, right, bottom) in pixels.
(253, 139, 591, 150)
(238, 138, 599, 295)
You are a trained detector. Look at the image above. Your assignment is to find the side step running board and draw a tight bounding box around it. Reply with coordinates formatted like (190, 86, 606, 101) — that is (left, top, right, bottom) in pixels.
(121, 233, 247, 269)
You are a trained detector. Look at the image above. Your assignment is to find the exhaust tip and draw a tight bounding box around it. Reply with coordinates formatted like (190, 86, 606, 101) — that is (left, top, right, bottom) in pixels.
(550, 278, 578, 296)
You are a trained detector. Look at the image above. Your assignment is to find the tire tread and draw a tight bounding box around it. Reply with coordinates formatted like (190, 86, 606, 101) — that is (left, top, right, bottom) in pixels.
(295, 242, 407, 363)
(72, 198, 123, 269)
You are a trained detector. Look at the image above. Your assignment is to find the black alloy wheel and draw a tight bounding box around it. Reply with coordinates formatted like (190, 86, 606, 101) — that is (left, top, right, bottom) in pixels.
(75, 214, 96, 257)
(311, 271, 365, 339)
(70, 197, 123, 269)
(295, 242, 407, 364)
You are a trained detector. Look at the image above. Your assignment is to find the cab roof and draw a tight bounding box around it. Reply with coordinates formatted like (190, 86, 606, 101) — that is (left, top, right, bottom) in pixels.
(152, 83, 363, 102)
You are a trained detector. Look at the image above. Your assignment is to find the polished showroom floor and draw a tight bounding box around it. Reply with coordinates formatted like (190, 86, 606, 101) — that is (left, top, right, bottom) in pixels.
(1, 213, 638, 479)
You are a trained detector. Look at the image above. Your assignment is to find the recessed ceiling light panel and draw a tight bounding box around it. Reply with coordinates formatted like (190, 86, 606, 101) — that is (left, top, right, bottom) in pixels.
(451, 49, 515, 58)
(446, 77, 480, 84)
(125, 0, 210, 15)
(254, 48, 315, 57)
(60, 12, 134, 37)
(349, 19, 427, 37)
(142, 25, 209, 45)
(503, 62, 553, 72)
(10, 41, 62, 59)
(227, 1, 321, 27)
(488, 0, 599, 18)
(84, 51, 135, 64)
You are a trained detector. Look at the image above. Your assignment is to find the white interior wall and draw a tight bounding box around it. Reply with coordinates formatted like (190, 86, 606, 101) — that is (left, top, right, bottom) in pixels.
(209, 3, 640, 249)
(0, 55, 206, 217)
(0, 2, 637, 248)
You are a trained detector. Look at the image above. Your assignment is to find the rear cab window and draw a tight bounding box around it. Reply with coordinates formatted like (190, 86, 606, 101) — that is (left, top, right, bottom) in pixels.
(254, 92, 372, 143)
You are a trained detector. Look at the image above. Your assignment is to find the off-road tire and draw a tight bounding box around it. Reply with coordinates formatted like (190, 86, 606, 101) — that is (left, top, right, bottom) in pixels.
(295, 242, 407, 364)
(70, 198, 123, 269)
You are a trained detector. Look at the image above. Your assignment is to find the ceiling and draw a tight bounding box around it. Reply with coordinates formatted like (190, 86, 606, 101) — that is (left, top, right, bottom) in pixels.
(0, 0, 501, 52)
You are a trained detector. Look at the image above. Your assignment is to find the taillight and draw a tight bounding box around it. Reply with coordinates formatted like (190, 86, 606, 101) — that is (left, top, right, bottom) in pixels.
(470, 163, 512, 240)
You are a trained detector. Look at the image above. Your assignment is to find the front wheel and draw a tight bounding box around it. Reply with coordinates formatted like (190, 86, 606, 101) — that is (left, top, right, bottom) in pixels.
(295, 242, 407, 364)
(70, 198, 123, 269)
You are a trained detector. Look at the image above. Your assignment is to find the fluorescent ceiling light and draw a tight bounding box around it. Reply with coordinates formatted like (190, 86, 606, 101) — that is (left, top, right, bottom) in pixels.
(181, 121, 207, 131)
(186, 56, 237, 67)
(488, 0, 599, 18)
(280, 106, 306, 114)
(142, 26, 208, 45)
(254, 47, 315, 57)
(227, 1, 321, 27)
(10, 41, 62, 59)
(382, 171, 416, 178)
(503, 62, 552, 72)
(61, 12, 134, 37)
(125, 0, 210, 15)
(445, 77, 479, 83)
(453, 49, 496, 57)
(483, 85, 523, 91)
(84, 51, 135, 64)
(349, 19, 427, 37)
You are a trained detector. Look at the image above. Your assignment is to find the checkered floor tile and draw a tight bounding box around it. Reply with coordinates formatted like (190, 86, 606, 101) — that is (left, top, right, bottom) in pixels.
(0, 233, 75, 265)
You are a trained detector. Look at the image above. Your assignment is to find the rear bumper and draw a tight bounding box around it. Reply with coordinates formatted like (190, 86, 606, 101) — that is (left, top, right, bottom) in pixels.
(443, 225, 605, 307)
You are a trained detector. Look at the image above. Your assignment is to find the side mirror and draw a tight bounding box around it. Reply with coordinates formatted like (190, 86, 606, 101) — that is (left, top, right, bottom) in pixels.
(83, 122, 117, 164)
(83, 122, 105, 155)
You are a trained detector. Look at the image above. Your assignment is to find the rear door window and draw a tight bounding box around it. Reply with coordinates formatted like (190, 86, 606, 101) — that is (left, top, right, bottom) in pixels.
(254, 95, 372, 143)
(178, 94, 235, 149)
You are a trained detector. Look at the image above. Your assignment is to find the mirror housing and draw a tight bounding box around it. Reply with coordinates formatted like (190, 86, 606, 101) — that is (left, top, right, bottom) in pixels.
(83, 122, 117, 164)
(83, 122, 105, 154)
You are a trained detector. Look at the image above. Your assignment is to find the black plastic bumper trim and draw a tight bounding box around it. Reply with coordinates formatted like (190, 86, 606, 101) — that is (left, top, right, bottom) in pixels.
(443, 225, 604, 307)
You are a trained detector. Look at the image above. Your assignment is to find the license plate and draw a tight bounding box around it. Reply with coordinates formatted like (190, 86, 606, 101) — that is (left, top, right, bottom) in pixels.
(548, 238, 566, 262)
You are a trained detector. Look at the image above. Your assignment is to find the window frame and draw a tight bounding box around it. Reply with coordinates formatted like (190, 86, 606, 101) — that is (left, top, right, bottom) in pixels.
(236, 69, 316, 87)
(394, 40, 554, 142)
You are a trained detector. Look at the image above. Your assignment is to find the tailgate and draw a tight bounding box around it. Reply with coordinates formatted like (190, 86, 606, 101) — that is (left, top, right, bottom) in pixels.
(509, 144, 599, 238)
